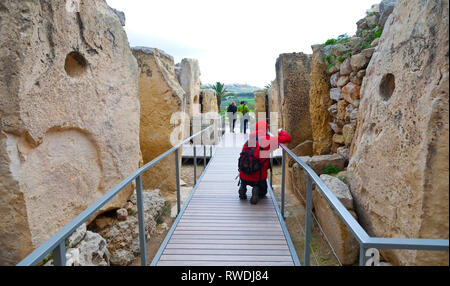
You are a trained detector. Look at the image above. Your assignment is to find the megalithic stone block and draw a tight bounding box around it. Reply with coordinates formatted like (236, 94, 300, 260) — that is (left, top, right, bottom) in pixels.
(175, 58, 201, 138)
(200, 89, 218, 114)
(132, 47, 185, 194)
(348, 0, 449, 266)
(254, 89, 267, 120)
(276, 52, 313, 197)
(275, 52, 313, 149)
(176, 58, 201, 118)
(309, 45, 333, 155)
(0, 0, 140, 265)
(267, 79, 282, 134)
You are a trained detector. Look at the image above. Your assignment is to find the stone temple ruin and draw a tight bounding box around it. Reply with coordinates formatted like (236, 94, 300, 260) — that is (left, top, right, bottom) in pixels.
(0, 0, 448, 266)
(0, 0, 141, 265)
(264, 0, 449, 265)
(0, 0, 219, 265)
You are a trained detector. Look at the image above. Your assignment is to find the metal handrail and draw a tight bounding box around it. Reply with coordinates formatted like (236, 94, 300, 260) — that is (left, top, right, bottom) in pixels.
(17, 123, 218, 266)
(269, 132, 449, 266)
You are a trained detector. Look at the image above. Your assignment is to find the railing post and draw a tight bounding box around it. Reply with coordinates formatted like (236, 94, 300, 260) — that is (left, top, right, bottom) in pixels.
(304, 175, 313, 266)
(203, 145, 206, 168)
(269, 154, 273, 189)
(281, 149, 286, 220)
(359, 245, 367, 266)
(53, 242, 66, 266)
(193, 144, 197, 186)
(135, 175, 148, 266)
(175, 149, 181, 215)
(215, 119, 219, 144)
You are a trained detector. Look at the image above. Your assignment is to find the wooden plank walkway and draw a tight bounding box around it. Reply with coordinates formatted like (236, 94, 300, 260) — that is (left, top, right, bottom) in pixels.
(151, 132, 299, 266)
(182, 145, 215, 158)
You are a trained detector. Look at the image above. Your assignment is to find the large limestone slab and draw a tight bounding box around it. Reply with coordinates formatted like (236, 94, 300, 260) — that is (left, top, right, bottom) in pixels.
(285, 140, 314, 198)
(0, 0, 140, 265)
(278, 52, 313, 193)
(314, 175, 354, 210)
(254, 89, 267, 120)
(175, 58, 201, 139)
(309, 45, 333, 155)
(313, 175, 359, 265)
(132, 47, 185, 194)
(176, 58, 201, 117)
(348, 0, 449, 265)
(303, 154, 346, 175)
(276, 52, 313, 149)
(268, 79, 282, 134)
(290, 154, 346, 201)
(200, 89, 218, 114)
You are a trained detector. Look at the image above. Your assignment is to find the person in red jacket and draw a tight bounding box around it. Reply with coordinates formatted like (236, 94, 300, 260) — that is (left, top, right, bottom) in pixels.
(238, 120, 291, 204)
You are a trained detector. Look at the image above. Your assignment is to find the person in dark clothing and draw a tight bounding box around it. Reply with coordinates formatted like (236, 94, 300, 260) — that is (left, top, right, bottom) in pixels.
(238, 120, 292, 204)
(239, 179, 269, 203)
(227, 101, 237, 133)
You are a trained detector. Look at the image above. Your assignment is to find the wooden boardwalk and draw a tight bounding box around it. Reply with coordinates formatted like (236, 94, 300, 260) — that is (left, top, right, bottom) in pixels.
(181, 145, 215, 158)
(151, 132, 299, 266)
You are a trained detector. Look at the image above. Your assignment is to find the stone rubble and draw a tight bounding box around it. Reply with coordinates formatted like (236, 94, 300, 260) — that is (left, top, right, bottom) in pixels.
(45, 228, 110, 266)
(94, 190, 165, 266)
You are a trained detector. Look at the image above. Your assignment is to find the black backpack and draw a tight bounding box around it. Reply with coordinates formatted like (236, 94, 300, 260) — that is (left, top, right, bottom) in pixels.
(238, 137, 271, 178)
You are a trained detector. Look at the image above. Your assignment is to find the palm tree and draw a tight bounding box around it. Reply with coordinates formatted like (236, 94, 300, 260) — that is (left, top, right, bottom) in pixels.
(211, 82, 228, 111)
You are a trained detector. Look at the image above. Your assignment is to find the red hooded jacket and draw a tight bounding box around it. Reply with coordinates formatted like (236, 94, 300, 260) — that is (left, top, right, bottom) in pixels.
(239, 120, 291, 182)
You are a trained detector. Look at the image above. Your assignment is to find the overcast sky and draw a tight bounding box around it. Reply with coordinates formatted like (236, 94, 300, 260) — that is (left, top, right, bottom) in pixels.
(106, 0, 377, 87)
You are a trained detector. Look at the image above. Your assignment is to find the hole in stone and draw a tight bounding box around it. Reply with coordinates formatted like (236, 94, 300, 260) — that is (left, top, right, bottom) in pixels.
(64, 51, 88, 78)
(379, 73, 395, 101)
(193, 95, 199, 104)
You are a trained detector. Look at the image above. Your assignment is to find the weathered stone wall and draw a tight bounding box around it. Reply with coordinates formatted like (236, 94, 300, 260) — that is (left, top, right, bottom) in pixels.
(313, 175, 359, 265)
(176, 58, 201, 118)
(268, 79, 281, 134)
(175, 58, 201, 139)
(276, 0, 448, 266)
(200, 89, 218, 114)
(275, 52, 313, 202)
(276, 52, 313, 149)
(348, 0, 449, 265)
(0, 0, 140, 265)
(310, 2, 393, 159)
(309, 45, 333, 155)
(325, 39, 377, 156)
(253, 89, 267, 120)
(132, 47, 185, 194)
